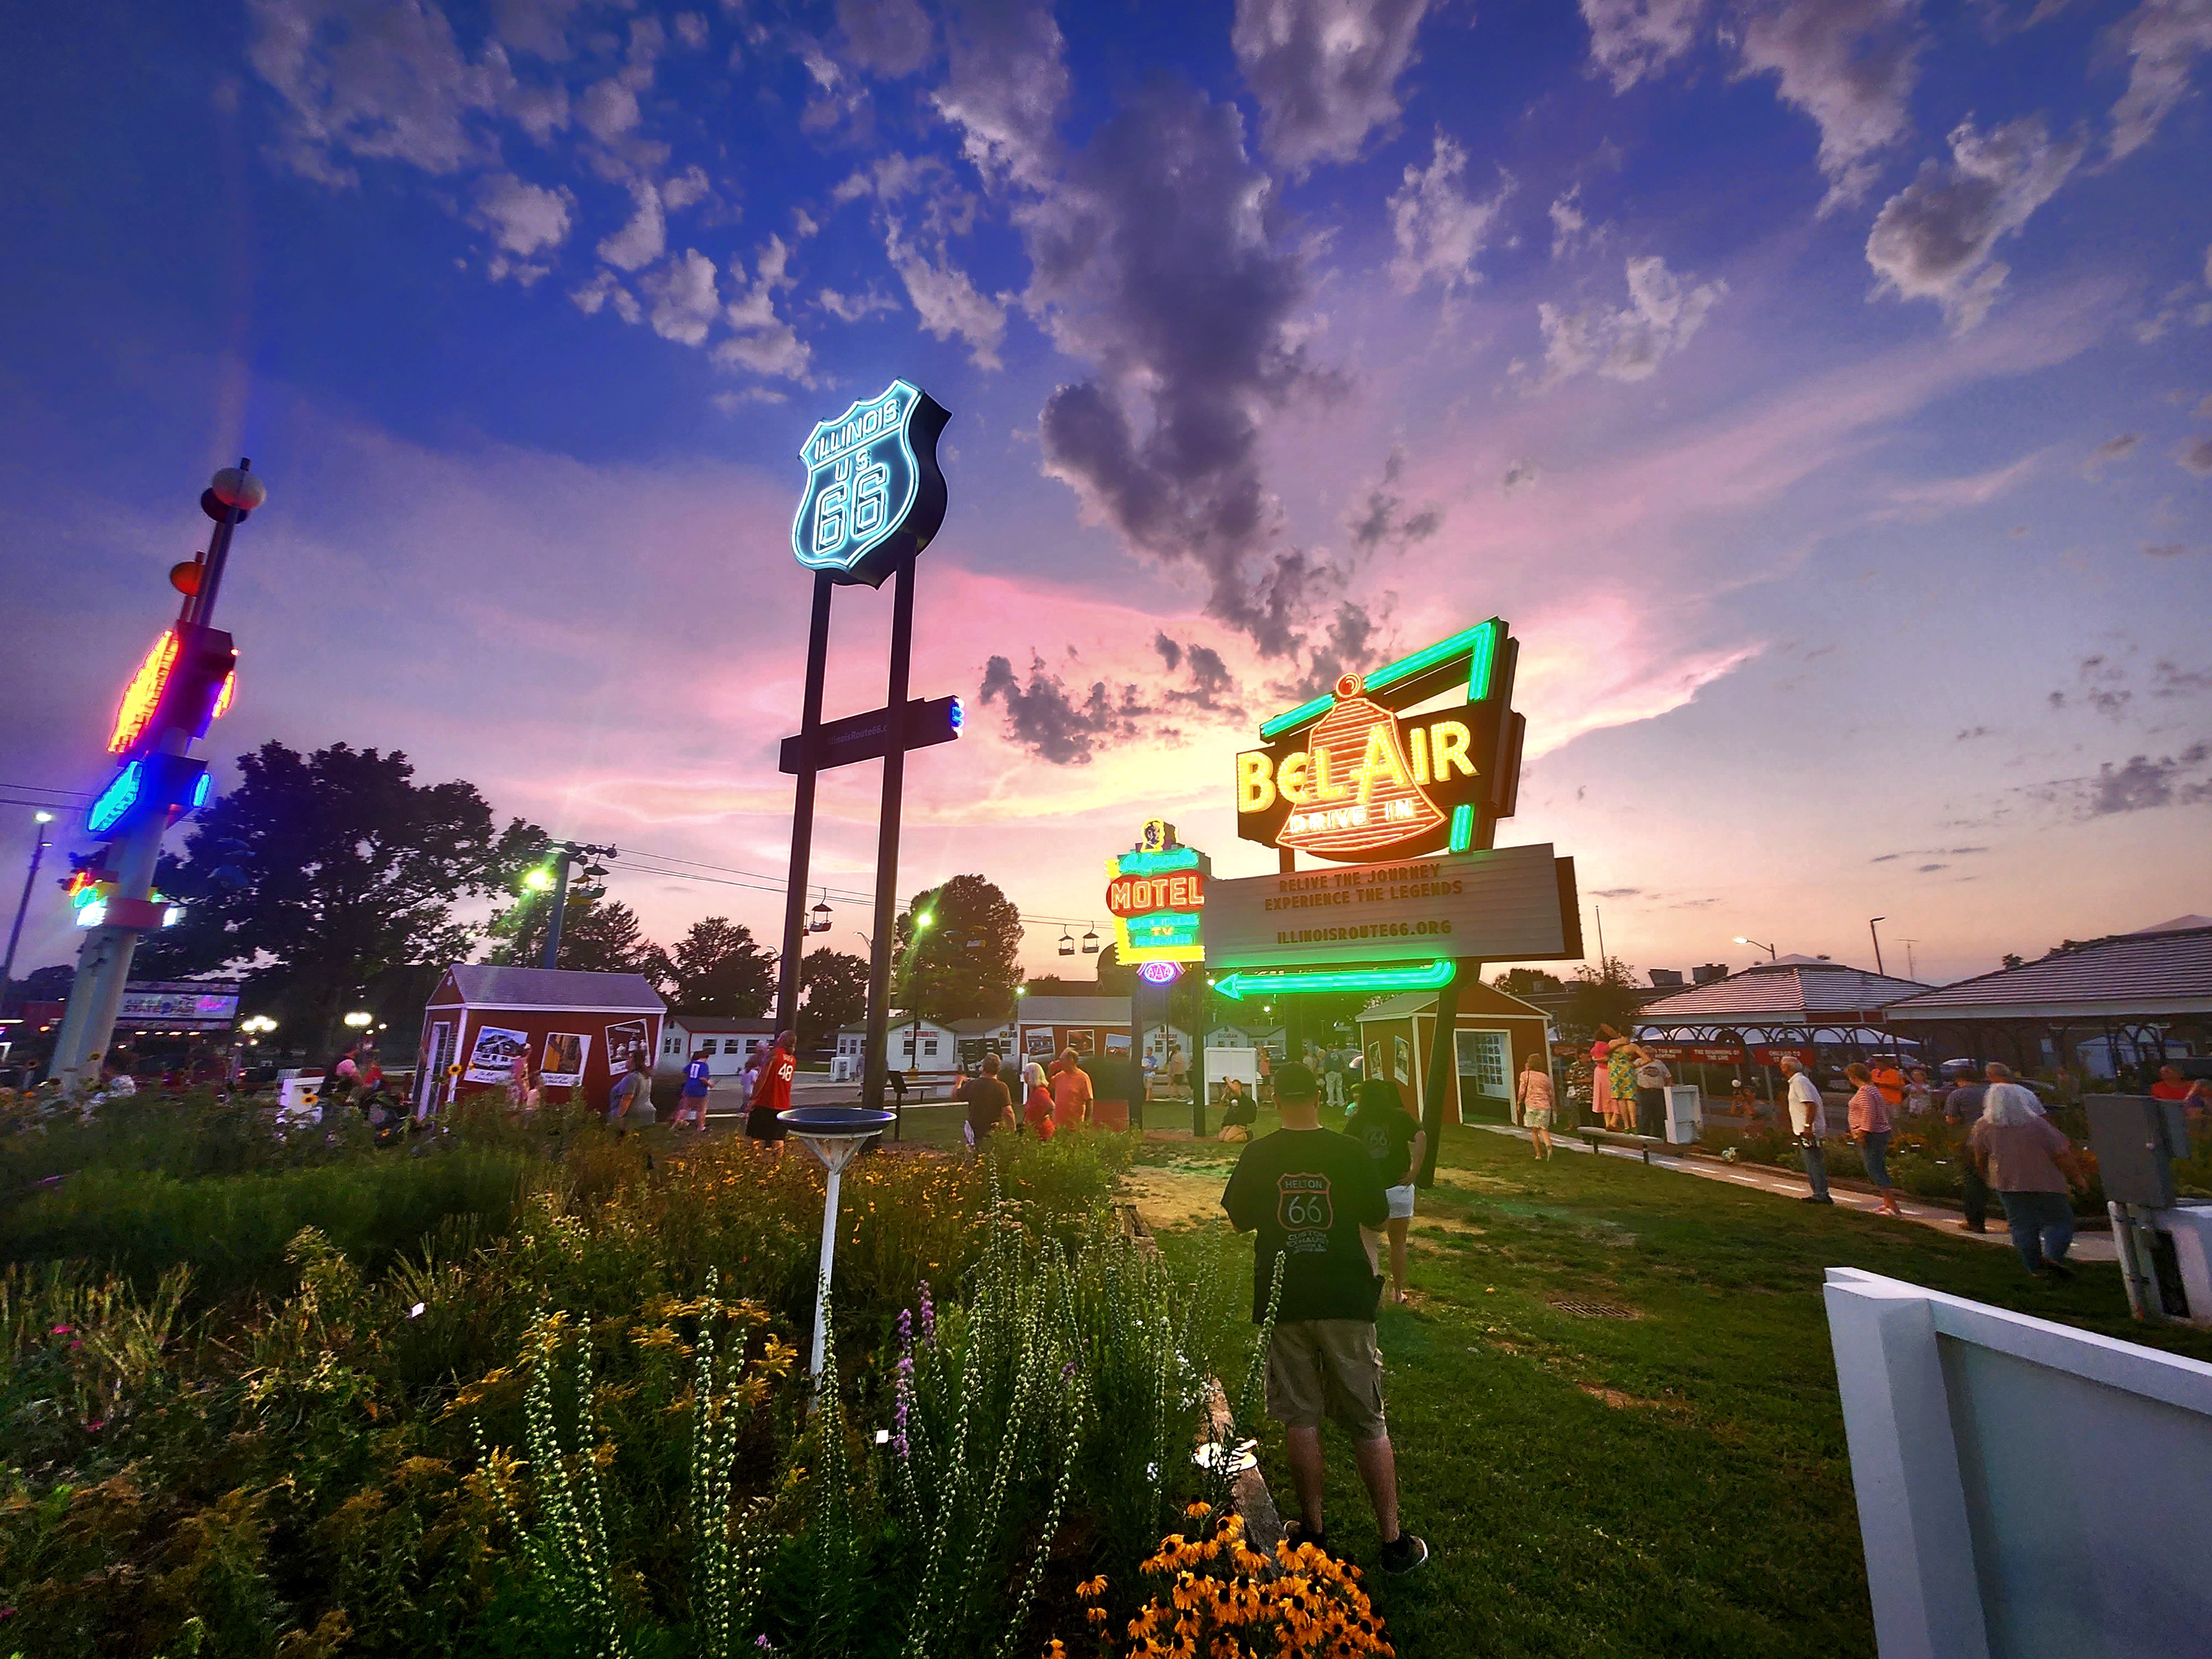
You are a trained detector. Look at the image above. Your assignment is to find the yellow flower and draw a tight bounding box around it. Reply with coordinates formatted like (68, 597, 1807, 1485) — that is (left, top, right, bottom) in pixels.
(1077, 1574, 1109, 1600)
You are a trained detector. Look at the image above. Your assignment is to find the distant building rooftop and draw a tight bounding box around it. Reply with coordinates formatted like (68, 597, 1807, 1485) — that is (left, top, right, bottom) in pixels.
(1637, 959, 1931, 1029)
(1886, 924, 2212, 1022)
(436, 966, 666, 1012)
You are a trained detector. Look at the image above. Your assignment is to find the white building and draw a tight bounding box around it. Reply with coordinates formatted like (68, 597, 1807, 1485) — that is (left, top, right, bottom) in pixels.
(658, 1014, 779, 1082)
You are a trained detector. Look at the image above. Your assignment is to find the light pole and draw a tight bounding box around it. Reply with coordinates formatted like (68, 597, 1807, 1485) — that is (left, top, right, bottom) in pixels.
(0, 811, 55, 1009)
(524, 842, 615, 969)
(1734, 935, 1779, 962)
(1867, 917, 1887, 978)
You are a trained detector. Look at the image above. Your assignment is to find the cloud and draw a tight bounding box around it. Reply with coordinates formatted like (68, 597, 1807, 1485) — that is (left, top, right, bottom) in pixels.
(2084, 743, 2212, 814)
(1578, 0, 1708, 90)
(1865, 114, 2084, 330)
(932, 0, 1070, 189)
(714, 236, 812, 382)
(644, 247, 719, 346)
(2178, 436, 2212, 476)
(1536, 255, 1727, 385)
(1026, 84, 1339, 658)
(1957, 724, 1992, 739)
(1387, 132, 1514, 293)
(2109, 0, 2212, 158)
(472, 170, 574, 268)
(2084, 432, 2141, 476)
(1591, 886, 1645, 898)
(2156, 660, 2212, 697)
(1503, 458, 1541, 494)
(2143, 542, 2189, 556)
(597, 179, 666, 271)
(977, 652, 1150, 764)
(884, 227, 1007, 368)
(1884, 448, 2041, 511)
(1549, 187, 1590, 259)
(1347, 447, 1441, 551)
(817, 286, 899, 322)
(1232, 0, 1436, 173)
(837, 0, 935, 76)
(577, 74, 641, 142)
(659, 164, 712, 212)
(570, 268, 640, 324)
(1734, 0, 1926, 211)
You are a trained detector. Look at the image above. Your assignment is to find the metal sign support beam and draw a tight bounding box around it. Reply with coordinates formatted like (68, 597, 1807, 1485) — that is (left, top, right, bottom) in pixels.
(776, 572, 834, 1035)
(860, 561, 916, 1119)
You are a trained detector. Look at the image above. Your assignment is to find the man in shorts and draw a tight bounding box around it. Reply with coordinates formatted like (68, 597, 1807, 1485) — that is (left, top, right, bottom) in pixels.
(745, 1031, 796, 1157)
(1220, 1062, 1428, 1575)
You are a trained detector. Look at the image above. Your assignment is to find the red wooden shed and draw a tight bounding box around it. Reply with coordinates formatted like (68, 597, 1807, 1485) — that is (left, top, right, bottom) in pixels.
(414, 965, 666, 1116)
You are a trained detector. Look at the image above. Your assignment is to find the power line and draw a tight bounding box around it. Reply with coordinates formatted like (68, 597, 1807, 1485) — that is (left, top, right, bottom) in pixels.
(607, 857, 1100, 933)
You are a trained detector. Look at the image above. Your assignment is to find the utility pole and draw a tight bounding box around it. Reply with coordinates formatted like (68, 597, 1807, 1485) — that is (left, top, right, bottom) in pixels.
(525, 842, 616, 969)
(0, 811, 55, 1007)
(50, 462, 259, 1089)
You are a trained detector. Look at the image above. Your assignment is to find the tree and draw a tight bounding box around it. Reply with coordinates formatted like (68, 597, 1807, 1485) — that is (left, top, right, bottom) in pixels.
(894, 874, 1022, 1022)
(1093, 940, 1135, 997)
(144, 742, 542, 1053)
(1493, 968, 1564, 997)
(1561, 957, 1641, 1042)
(800, 950, 869, 1049)
(488, 891, 670, 983)
(667, 917, 775, 1014)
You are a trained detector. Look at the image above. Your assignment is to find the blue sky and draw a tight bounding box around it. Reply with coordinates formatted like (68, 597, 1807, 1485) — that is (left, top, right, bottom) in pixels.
(1, 0, 2208, 987)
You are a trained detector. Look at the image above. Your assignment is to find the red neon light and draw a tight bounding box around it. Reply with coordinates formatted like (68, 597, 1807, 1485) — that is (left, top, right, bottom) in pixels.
(1272, 675, 1445, 858)
(109, 630, 179, 754)
(211, 669, 236, 721)
(1105, 871, 1206, 917)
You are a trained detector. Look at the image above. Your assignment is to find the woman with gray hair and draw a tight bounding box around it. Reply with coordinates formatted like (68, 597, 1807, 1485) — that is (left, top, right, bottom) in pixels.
(1969, 1066, 2087, 1279)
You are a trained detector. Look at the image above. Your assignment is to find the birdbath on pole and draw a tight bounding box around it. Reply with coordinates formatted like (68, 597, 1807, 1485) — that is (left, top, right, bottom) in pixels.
(779, 1104, 898, 1381)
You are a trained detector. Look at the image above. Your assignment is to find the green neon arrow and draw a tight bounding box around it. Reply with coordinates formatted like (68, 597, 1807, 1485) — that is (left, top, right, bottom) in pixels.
(1209, 959, 1457, 1001)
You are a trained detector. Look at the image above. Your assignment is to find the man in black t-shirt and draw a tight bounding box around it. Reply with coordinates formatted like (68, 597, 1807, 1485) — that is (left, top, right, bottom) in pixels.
(1220, 1062, 1428, 1575)
(957, 1053, 1013, 1154)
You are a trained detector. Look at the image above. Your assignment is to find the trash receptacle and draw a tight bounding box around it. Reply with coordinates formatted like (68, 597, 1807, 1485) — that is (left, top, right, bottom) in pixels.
(1663, 1084, 1702, 1145)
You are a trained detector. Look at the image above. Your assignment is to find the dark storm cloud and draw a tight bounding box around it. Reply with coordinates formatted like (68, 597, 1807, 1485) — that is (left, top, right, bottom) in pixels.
(1026, 82, 1343, 659)
(1347, 446, 1441, 554)
(2085, 744, 2212, 816)
(1153, 632, 1182, 672)
(1281, 601, 1380, 702)
(978, 653, 1149, 765)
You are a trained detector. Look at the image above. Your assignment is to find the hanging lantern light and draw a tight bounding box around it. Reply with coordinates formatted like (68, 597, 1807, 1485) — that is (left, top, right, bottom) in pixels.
(1081, 925, 1100, 954)
(1058, 929, 1076, 957)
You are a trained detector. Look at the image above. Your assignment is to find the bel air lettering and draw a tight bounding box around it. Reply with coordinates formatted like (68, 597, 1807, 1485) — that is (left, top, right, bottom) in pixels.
(790, 378, 951, 588)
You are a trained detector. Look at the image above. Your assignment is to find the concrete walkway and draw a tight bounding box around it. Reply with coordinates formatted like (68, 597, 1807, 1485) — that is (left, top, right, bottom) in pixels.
(1469, 1122, 2119, 1264)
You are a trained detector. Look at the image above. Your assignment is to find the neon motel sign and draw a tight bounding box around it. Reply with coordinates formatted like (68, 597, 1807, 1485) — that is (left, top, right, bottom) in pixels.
(1235, 620, 1526, 864)
(1104, 819, 1208, 963)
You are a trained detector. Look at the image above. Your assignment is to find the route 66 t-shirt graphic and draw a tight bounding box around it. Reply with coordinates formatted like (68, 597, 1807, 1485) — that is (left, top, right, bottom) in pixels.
(1222, 1128, 1389, 1323)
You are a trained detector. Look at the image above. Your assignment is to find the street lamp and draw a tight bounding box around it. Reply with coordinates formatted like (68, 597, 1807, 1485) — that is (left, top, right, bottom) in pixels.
(241, 1014, 276, 1037)
(344, 1011, 373, 1030)
(1867, 917, 1887, 978)
(1, 810, 58, 1010)
(523, 868, 554, 891)
(525, 841, 617, 968)
(1734, 935, 1779, 962)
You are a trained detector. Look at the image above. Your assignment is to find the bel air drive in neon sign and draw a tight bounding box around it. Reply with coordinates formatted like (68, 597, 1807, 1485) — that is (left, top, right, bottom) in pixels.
(790, 378, 951, 588)
(1234, 620, 1527, 864)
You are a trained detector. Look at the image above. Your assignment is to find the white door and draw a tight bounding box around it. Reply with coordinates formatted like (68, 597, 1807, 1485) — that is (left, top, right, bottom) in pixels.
(1455, 1029, 1511, 1102)
(422, 1021, 455, 1113)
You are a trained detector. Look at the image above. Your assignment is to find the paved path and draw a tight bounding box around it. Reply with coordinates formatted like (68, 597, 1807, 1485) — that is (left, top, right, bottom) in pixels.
(1469, 1122, 2119, 1264)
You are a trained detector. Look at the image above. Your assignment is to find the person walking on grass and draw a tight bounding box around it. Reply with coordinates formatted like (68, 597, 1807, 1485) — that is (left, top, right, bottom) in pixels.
(671, 1046, 712, 1133)
(743, 1031, 795, 1158)
(1516, 1051, 1556, 1159)
(1021, 1060, 1055, 1140)
(1945, 1068, 1991, 1232)
(1971, 1083, 2088, 1279)
(958, 1052, 1015, 1156)
(607, 1055, 656, 1136)
(1780, 1055, 1833, 1204)
(1344, 1077, 1426, 1307)
(1050, 1048, 1093, 1132)
(1220, 1062, 1428, 1577)
(1845, 1062, 1905, 1217)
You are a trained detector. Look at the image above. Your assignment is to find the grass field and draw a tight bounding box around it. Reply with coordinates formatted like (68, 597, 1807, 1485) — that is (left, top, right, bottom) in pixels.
(1129, 1113, 2212, 1659)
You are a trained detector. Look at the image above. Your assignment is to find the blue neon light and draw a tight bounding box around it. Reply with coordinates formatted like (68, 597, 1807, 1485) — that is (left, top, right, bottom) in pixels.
(792, 379, 933, 578)
(1115, 844, 1201, 876)
(190, 771, 214, 810)
(948, 696, 963, 732)
(87, 762, 143, 834)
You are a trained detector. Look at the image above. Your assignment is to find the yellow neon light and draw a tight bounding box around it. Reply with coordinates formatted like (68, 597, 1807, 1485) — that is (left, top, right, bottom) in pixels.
(109, 630, 179, 754)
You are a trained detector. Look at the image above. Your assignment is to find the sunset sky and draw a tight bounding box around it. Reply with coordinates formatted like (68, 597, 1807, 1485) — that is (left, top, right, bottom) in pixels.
(2, 0, 2208, 989)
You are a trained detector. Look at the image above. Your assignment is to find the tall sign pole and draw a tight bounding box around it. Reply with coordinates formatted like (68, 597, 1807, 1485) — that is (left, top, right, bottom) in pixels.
(50, 462, 258, 1089)
(776, 574, 835, 1032)
(859, 562, 915, 1112)
(778, 379, 951, 1088)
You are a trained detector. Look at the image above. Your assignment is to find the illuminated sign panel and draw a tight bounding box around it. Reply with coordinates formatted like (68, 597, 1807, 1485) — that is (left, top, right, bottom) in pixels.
(1234, 619, 1526, 863)
(107, 624, 237, 758)
(1203, 844, 1580, 971)
(1105, 819, 1208, 964)
(85, 755, 210, 841)
(791, 378, 951, 588)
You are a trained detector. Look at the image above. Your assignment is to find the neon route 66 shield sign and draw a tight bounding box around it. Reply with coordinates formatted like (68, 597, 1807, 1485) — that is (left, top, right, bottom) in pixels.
(790, 378, 951, 588)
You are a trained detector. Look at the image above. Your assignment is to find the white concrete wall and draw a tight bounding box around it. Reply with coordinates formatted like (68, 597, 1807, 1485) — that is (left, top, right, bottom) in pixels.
(1823, 1266, 2212, 1658)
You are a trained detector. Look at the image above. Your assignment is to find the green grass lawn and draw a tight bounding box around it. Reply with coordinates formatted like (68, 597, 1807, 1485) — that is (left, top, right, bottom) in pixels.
(1137, 1118, 2212, 1659)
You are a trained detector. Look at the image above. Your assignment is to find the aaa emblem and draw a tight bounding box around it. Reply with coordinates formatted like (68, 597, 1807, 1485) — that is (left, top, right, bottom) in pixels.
(791, 378, 951, 588)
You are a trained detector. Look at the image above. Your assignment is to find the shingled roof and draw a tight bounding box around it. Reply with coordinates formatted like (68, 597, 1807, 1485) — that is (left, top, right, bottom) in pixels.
(1885, 924, 2212, 1021)
(1637, 958, 1931, 1025)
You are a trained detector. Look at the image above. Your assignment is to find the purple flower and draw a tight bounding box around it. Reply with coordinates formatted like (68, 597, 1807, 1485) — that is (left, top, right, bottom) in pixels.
(49, 1324, 71, 1336)
(916, 1281, 936, 1349)
(1061, 1360, 1078, 1380)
